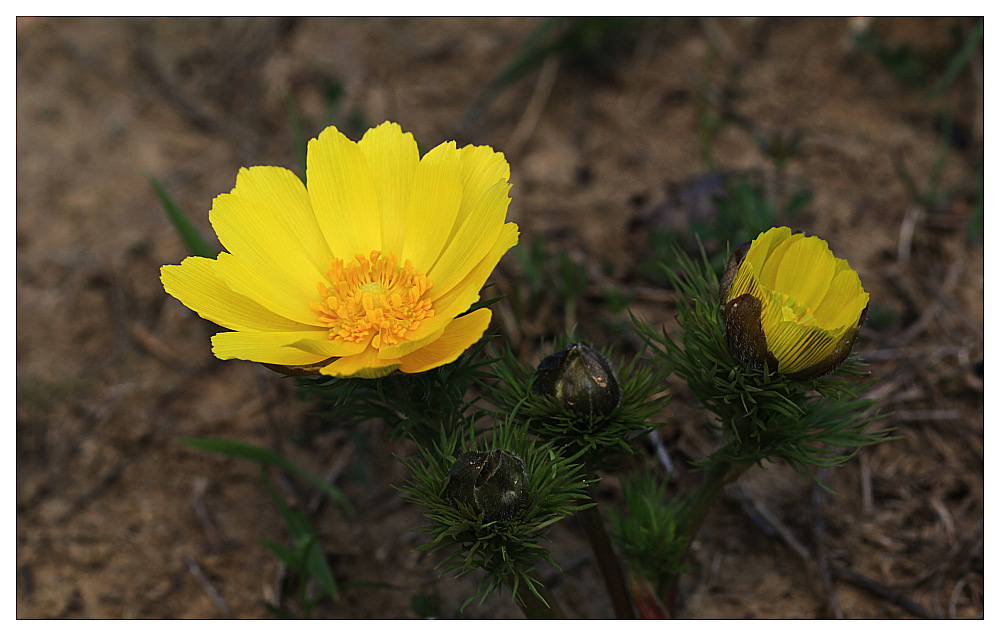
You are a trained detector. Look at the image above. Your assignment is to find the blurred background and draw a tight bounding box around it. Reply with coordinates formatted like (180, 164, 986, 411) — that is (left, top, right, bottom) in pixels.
(16, 17, 983, 618)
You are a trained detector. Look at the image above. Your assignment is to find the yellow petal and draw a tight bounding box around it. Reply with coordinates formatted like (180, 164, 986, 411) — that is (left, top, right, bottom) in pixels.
(161, 257, 311, 332)
(375, 324, 444, 360)
(813, 267, 866, 327)
(765, 321, 844, 374)
(429, 221, 519, 307)
(427, 180, 510, 298)
(440, 144, 510, 251)
(745, 227, 790, 285)
(773, 237, 836, 311)
(725, 256, 760, 303)
(400, 140, 463, 272)
(459, 144, 511, 202)
(358, 122, 420, 256)
(285, 333, 370, 358)
(319, 345, 401, 378)
(210, 166, 334, 292)
(211, 330, 331, 365)
(307, 126, 381, 258)
(398, 308, 492, 373)
(392, 221, 518, 347)
(213, 251, 322, 326)
(756, 230, 801, 290)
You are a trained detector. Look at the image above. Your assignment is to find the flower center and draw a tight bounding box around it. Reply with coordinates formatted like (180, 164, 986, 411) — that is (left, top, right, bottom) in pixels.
(777, 292, 817, 326)
(311, 250, 434, 349)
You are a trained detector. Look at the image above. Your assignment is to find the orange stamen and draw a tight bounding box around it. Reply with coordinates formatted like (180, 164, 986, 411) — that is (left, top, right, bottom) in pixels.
(311, 251, 434, 348)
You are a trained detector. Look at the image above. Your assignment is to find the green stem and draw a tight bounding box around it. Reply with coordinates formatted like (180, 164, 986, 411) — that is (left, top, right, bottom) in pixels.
(581, 482, 635, 619)
(657, 456, 753, 617)
(508, 573, 566, 619)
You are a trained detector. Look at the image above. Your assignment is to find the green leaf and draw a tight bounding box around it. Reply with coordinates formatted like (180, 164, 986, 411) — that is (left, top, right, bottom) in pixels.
(925, 18, 983, 102)
(261, 538, 300, 567)
(176, 437, 352, 513)
(304, 537, 339, 600)
(264, 602, 296, 619)
(260, 472, 340, 604)
(261, 468, 314, 538)
(146, 173, 216, 259)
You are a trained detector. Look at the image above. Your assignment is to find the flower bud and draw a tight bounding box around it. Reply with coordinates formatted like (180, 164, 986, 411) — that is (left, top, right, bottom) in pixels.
(532, 343, 622, 416)
(445, 450, 529, 523)
(719, 227, 869, 381)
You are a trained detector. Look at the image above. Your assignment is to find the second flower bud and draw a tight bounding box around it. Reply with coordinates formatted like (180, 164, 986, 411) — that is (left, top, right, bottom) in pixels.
(532, 343, 622, 417)
(445, 450, 530, 523)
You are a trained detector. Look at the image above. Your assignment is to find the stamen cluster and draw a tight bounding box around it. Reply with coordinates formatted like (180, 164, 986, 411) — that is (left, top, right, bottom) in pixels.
(312, 250, 434, 348)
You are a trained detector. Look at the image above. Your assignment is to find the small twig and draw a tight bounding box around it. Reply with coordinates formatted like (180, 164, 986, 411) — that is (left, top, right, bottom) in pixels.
(948, 577, 968, 619)
(736, 486, 933, 619)
(890, 237, 970, 350)
(505, 56, 560, 161)
(130, 322, 195, 372)
(928, 282, 984, 341)
(907, 518, 983, 587)
(189, 477, 223, 550)
(811, 472, 843, 619)
(647, 429, 675, 475)
(698, 17, 738, 65)
(893, 409, 961, 422)
(858, 450, 874, 516)
(307, 444, 354, 515)
(271, 559, 288, 610)
(896, 205, 923, 268)
(931, 572, 946, 619)
(733, 487, 810, 561)
(831, 565, 931, 619)
(183, 555, 233, 619)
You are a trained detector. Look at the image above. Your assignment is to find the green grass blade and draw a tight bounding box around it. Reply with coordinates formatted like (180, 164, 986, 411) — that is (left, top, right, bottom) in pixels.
(176, 437, 353, 513)
(261, 538, 301, 567)
(146, 173, 216, 259)
(304, 538, 339, 600)
(926, 18, 983, 102)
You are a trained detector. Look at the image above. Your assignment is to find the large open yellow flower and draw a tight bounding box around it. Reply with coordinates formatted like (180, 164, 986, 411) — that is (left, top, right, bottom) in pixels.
(161, 122, 518, 378)
(719, 226, 869, 380)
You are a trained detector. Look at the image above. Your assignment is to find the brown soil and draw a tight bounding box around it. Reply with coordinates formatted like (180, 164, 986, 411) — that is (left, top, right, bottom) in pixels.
(16, 17, 983, 619)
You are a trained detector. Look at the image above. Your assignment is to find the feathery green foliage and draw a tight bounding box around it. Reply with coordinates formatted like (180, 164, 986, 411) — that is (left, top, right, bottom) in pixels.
(491, 340, 669, 465)
(634, 245, 893, 477)
(401, 420, 592, 610)
(606, 469, 688, 585)
(294, 324, 499, 448)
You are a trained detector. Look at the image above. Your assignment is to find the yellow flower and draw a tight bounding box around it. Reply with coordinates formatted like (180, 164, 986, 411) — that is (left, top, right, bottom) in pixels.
(161, 122, 518, 378)
(719, 227, 869, 380)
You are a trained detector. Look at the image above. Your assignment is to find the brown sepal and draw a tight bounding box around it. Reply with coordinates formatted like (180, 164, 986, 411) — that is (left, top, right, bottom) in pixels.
(784, 301, 869, 381)
(260, 359, 335, 377)
(719, 240, 751, 304)
(722, 292, 778, 372)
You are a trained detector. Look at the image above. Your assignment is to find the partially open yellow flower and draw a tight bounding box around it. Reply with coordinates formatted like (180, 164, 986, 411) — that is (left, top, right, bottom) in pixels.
(161, 122, 518, 378)
(719, 227, 869, 380)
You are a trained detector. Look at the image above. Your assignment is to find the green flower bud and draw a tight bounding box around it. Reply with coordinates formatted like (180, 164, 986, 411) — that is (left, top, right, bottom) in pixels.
(532, 343, 622, 416)
(445, 450, 529, 523)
